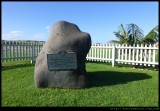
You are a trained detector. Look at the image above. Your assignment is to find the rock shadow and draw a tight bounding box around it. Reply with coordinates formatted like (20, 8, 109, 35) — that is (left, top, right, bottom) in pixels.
(87, 71, 152, 88)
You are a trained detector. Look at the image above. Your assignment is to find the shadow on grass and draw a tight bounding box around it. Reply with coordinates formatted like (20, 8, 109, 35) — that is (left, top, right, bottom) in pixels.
(2, 64, 35, 71)
(87, 71, 152, 88)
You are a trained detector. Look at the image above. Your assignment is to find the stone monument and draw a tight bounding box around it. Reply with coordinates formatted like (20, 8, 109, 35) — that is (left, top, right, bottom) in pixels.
(34, 21, 91, 88)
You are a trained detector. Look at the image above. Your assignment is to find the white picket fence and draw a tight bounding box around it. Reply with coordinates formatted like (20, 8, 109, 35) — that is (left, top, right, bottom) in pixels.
(1, 40, 159, 67)
(1, 40, 45, 62)
(86, 44, 159, 67)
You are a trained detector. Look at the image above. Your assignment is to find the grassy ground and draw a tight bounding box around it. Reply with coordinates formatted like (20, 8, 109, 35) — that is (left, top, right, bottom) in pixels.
(2, 60, 158, 107)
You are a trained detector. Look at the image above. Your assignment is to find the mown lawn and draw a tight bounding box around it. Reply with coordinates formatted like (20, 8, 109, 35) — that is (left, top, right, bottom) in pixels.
(2, 60, 158, 106)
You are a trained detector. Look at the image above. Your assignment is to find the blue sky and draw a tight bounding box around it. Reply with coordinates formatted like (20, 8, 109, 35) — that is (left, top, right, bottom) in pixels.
(2, 2, 158, 44)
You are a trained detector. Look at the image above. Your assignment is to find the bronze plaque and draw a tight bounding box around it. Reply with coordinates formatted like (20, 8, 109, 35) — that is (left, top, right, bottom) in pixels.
(47, 50, 77, 71)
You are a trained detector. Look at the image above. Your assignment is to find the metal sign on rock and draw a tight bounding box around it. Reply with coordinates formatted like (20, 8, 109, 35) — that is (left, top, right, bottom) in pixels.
(47, 50, 77, 71)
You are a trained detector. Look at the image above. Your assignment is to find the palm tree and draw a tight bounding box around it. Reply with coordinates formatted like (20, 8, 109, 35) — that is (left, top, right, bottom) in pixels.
(127, 23, 144, 46)
(111, 23, 144, 46)
(139, 25, 159, 45)
(111, 24, 130, 45)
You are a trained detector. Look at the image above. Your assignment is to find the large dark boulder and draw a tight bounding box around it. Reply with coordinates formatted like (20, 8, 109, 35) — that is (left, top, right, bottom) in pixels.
(34, 21, 91, 88)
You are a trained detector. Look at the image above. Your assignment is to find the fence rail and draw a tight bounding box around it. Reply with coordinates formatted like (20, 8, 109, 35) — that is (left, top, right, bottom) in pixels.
(86, 44, 159, 67)
(1, 40, 159, 67)
(1, 40, 45, 62)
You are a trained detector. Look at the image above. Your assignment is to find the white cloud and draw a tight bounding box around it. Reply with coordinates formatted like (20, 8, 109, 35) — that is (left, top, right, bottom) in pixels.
(2, 31, 23, 40)
(45, 26, 50, 29)
(33, 34, 48, 39)
(45, 26, 50, 32)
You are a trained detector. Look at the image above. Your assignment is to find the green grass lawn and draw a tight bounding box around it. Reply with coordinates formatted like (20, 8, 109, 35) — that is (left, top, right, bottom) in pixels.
(2, 60, 158, 106)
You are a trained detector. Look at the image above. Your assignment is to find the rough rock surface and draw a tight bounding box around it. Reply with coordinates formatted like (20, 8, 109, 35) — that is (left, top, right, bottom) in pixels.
(34, 21, 91, 88)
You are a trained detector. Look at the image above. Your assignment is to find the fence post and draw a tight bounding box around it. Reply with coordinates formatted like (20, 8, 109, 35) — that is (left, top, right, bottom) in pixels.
(31, 42, 34, 64)
(1, 40, 3, 63)
(112, 46, 116, 67)
(152, 44, 156, 67)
